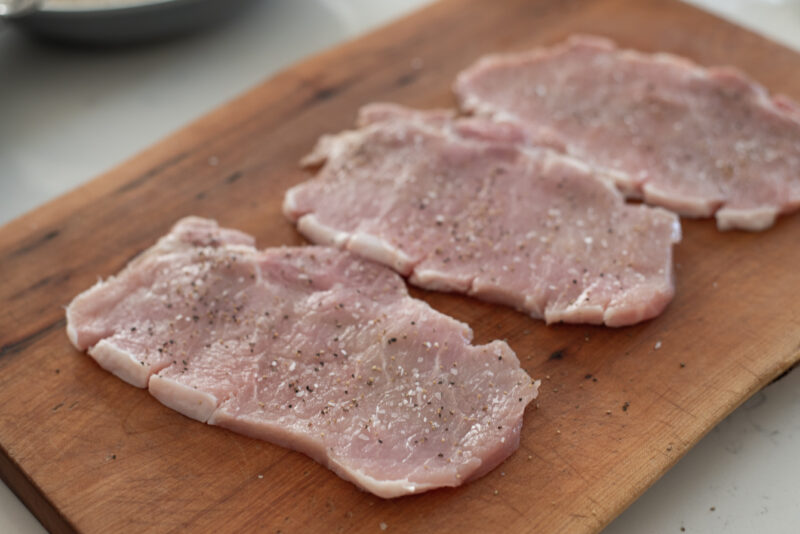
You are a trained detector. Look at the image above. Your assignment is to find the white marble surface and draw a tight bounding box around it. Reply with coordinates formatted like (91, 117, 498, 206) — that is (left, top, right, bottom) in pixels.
(0, 1, 798, 532)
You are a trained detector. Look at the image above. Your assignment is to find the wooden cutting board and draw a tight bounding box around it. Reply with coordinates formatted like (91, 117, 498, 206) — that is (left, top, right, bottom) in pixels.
(1, 0, 799, 532)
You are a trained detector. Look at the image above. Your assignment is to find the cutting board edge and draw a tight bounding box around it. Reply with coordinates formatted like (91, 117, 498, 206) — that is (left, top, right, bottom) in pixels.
(598, 352, 800, 533)
(0, 440, 76, 534)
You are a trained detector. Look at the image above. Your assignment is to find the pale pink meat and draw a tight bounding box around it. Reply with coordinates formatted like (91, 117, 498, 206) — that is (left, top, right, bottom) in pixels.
(454, 35, 800, 231)
(66, 217, 538, 498)
(285, 105, 681, 327)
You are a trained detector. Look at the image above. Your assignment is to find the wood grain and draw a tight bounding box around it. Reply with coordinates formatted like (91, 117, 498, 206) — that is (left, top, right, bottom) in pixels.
(1, 0, 799, 532)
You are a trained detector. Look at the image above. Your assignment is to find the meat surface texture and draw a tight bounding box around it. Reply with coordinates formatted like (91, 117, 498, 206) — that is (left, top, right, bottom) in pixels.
(285, 104, 681, 327)
(66, 217, 539, 498)
(454, 35, 800, 231)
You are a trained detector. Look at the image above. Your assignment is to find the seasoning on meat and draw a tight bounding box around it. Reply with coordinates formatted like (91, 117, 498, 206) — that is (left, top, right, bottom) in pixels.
(66, 217, 539, 498)
(285, 105, 681, 326)
(454, 35, 800, 231)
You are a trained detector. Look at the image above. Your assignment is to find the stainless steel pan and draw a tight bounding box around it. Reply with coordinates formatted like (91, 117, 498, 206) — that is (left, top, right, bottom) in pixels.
(0, 0, 258, 44)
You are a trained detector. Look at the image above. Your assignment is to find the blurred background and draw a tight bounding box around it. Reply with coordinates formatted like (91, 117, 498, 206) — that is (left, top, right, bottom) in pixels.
(1, 1, 799, 533)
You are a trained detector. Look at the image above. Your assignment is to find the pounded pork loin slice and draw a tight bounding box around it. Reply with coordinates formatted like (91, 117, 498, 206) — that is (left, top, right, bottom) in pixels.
(284, 105, 681, 327)
(454, 35, 800, 231)
(66, 217, 538, 498)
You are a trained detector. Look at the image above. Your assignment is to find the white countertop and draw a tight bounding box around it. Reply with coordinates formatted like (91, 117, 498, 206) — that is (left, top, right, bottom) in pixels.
(1, 1, 798, 532)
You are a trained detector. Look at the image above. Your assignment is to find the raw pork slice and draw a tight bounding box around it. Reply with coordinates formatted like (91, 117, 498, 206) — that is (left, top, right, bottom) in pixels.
(66, 217, 539, 498)
(285, 105, 681, 327)
(454, 35, 800, 231)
